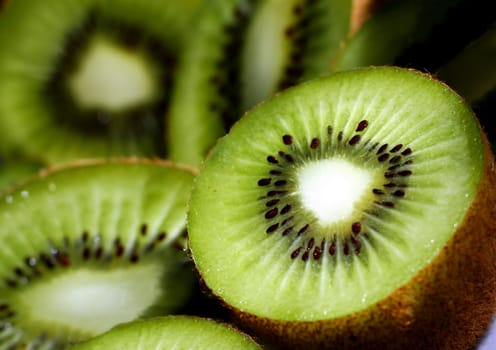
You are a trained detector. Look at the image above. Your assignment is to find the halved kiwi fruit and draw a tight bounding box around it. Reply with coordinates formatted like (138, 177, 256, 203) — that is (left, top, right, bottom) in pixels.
(69, 316, 262, 349)
(167, 0, 352, 166)
(0, 159, 197, 348)
(0, 0, 201, 163)
(187, 66, 496, 349)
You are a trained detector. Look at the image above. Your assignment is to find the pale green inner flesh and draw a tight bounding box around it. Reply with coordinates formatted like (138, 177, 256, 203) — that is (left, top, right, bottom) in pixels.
(72, 316, 260, 350)
(69, 35, 160, 113)
(188, 67, 484, 321)
(10, 263, 163, 337)
(0, 162, 195, 342)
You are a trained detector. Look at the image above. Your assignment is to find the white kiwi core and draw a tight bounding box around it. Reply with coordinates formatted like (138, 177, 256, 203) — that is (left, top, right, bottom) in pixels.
(68, 36, 159, 113)
(11, 263, 163, 338)
(297, 158, 373, 225)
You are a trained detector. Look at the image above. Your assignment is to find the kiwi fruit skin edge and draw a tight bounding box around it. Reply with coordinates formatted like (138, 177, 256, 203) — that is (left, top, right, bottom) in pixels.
(187, 67, 496, 349)
(69, 316, 262, 350)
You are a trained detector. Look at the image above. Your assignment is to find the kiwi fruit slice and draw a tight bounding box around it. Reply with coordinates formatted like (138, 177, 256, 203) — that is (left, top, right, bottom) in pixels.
(0, 0, 201, 163)
(167, 0, 352, 166)
(187, 66, 496, 349)
(69, 316, 262, 349)
(0, 159, 197, 348)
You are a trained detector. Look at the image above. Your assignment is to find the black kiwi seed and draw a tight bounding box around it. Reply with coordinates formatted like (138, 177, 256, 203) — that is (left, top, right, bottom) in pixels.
(378, 153, 390, 162)
(390, 144, 403, 152)
(265, 208, 279, 219)
(157, 232, 167, 241)
(377, 144, 389, 154)
(310, 138, 320, 149)
(266, 223, 280, 234)
(291, 247, 302, 259)
(267, 155, 278, 164)
(389, 155, 402, 164)
(348, 135, 361, 146)
(301, 250, 310, 262)
(140, 224, 148, 236)
(343, 242, 350, 256)
(329, 239, 337, 256)
(266, 199, 280, 207)
(281, 204, 292, 215)
(352, 222, 362, 234)
(313, 245, 322, 260)
(282, 227, 294, 236)
(356, 120, 369, 132)
(258, 178, 272, 186)
(297, 224, 310, 236)
(283, 135, 293, 145)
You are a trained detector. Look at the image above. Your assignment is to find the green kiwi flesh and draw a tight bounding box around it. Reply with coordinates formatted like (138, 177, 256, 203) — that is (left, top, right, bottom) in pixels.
(0, 0, 201, 163)
(167, 0, 351, 166)
(69, 316, 262, 350)
(0, 159, 197, 348)
(187, 67, 496, 348)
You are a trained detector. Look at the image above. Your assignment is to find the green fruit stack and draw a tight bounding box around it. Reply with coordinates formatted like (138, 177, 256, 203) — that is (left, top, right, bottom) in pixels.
(0, 0, 495, 349)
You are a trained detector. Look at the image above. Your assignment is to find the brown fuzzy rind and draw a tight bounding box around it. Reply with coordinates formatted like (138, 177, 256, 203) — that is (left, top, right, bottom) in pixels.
(231, 135, 496, 350)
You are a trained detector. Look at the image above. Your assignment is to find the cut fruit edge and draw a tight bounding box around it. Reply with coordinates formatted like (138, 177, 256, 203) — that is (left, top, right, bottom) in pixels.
(69, 316, 262, 349)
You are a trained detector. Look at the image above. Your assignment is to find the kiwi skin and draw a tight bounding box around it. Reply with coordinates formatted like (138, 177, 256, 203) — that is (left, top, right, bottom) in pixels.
(224, 129, 496, 350)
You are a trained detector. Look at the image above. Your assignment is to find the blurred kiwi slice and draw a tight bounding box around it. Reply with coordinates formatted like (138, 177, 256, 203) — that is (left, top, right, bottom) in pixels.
(0, 159, 197, 348)
(331, 0, 466, 71)
(187, 67, 496, 349)
(167, 0, 351, 166)
(69, 316, 262, 350)
(0, 0, 202, 163)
